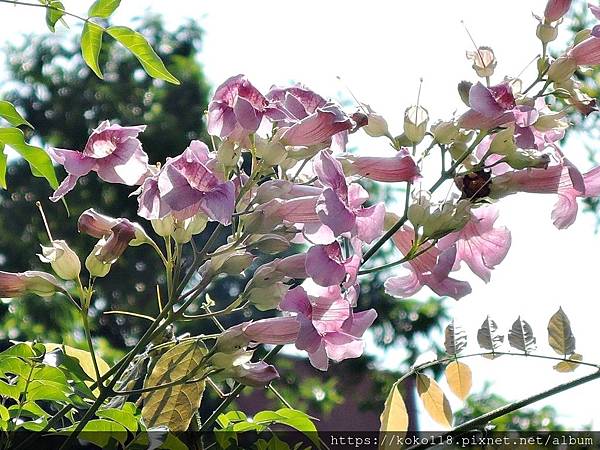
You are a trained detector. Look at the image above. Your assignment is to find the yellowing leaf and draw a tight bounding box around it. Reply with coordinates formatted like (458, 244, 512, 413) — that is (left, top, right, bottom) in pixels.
(553, 353, 583, 373)
(444, 361, 472, 400)
(142, 340, 206, 431)
(547, 307, 576, 356)
(380, 381, 408, 432)
(43, 343, 110, 394)
(416, 373, 452, 429)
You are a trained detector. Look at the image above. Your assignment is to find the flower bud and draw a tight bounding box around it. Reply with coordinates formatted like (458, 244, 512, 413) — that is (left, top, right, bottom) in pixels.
(172, 215, 208, 244)
(466, 46, 497, 78)
(255, 136, 287, 165)
(38, 240, 81, 281)
(217, 140, 240, 168)
(247, 234, 290, 254)
(243, 283, 289, 311)
(361, 104, 389, 138)
(547, 56, 577, 83)
(573, 29, 592, 46)
(537, 22, 558, 44)
(404, 105, 429, 144)
(79, 208, 152, 247)
(0, 271, 62, 297)
(544, 0, 572, 22)
(210, 247, 254, 275)
(151, 215, 176, 237)
(488, 126, 517, 156)
(230, 361, 279, 387)
(85, 244, 112, 278)
(431, 120, 460, 145)
(421, 199, 471, 240)
(504, 149, 551, 170)
(457, 81, 473, 106)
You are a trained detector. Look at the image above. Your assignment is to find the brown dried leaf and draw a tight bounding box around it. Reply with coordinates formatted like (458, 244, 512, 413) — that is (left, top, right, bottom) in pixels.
(444, 321, 467, 356)
(553, 353, 583, 373)
(444, 361, 472, 400)
(508, 316, 537, 353)
(547, 307, 576, 356)
(416, 373, 452, 429)
(477, 315, 504, 354)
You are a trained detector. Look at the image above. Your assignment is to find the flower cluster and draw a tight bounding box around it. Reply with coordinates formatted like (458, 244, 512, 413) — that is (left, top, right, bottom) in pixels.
(3, 0, 600, 387)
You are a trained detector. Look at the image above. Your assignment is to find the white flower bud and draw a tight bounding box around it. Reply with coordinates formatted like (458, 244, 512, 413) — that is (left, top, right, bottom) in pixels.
(38, 240, 81, 281)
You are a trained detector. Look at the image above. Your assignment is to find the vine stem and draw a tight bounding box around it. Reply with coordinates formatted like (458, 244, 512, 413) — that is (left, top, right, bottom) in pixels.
(0, 0, 90, 24)
(406, 369, 600, 450)
(361, 131, 487, 264)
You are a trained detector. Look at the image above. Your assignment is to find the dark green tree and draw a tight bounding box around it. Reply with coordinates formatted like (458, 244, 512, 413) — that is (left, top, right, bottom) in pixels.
(0, 14, 210, 356)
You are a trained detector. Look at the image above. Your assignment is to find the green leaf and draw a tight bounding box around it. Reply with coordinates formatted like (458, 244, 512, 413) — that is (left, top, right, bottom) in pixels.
(18, 417, 48, 431)
(0, 380, 21, 400)
(272, 409, 320, 449)
(0, 405, 9, 422)
(57, 419, 127, 447)
(81, 22, 104, 79)
(141, 340, 206, 431)
(42, 343, 110, 395)
(1, 343, 36, 358)
(106, 26, 180, 84)
(0, 143, 6, 189)
(27, 380, 71, 402)
(0, 356, 31, 378)
(45, 0, 65, 32)
(44, 348, 93, 383)
(97, 407, 138, 432)
(8, 401, 47, 419)
(0, 128, 58, 188)
(0, 101, 32, 128)
(88, 0, 121, 18)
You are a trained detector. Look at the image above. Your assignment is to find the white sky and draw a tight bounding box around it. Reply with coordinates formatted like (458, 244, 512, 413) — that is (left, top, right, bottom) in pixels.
(2, 0, 600, 430)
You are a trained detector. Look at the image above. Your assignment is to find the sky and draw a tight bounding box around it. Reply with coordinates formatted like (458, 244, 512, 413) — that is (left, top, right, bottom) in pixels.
(1, 0, 600, 430)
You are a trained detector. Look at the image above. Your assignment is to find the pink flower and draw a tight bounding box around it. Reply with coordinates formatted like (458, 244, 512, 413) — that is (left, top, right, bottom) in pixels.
(267, 85, 352, 147)
(280, 285, 377, 371)
(207, 75, 268, 140)
(568, 35, 600, 65)
(314, 150, 385, 244)
(340, 149, 421, 182)
(305, 241, 361, 288)
(544, 0, 572, 22)
(0, 271, 62, 297)
(49, 121, 149, 201)
(384, 227, 472, 300)
(136, 141, 235, 224)
(78, 209, 149, 244)
(216, 316, 300, 353)
(231, 361, 280, 387)
(459, 82, 517, 130)
(490, 164, 600, 229)
(439, 206, 511, 283)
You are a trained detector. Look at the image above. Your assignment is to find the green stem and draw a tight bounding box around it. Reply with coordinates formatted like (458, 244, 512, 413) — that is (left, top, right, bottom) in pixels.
(82, 314, 102, 386)
(0, 0, 91, 24)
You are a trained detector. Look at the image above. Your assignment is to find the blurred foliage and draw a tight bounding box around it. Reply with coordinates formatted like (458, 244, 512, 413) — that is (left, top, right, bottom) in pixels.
(0, 14, 210, 358)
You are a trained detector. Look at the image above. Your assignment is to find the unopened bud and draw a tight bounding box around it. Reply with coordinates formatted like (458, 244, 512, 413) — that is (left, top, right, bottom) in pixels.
(547, 56, 577, 83)
(255, 136, 287, 165)
(361, 104, 389, 138)
(537, 22, 558, 44)
(488, 126, 516, 156)
(404, 105, 429, 144)
(504, 149, 551, 170)
(38, 240, 81, 281)
(85, 245, 112, 278)
(431, 120, 460, 145)
(217, 140, 241, 168)
(466, 46, 497, 78)
(243, 283, 289, 311)
(458, 81, 473, 106)
(247, 234, 290, 254)
(0, 271, 62, 297)
(151, 215, 176, 237)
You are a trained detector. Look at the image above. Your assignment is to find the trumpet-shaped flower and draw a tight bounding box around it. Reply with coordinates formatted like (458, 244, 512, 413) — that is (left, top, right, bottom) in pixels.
(207, 74, 268, 140)
(384, 227, 472, 300)
(314, 150, 385, 244)
(49, 121, 149, 201)
(439, 206, 511, 283)
(280, 285, 376, 371)
(338, 149, 421, 183)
